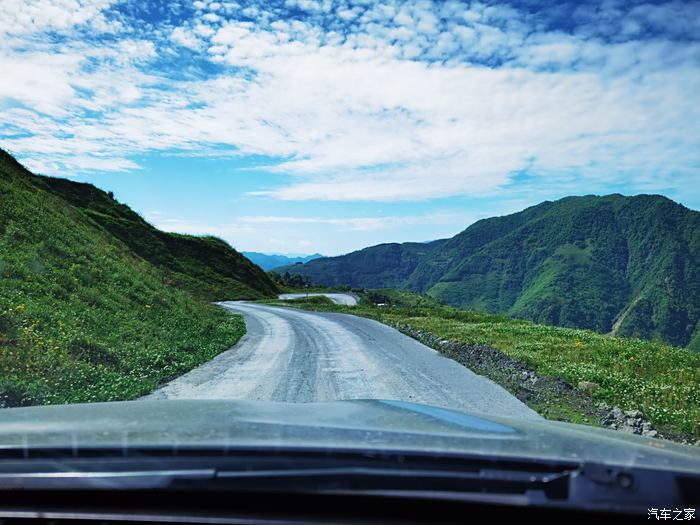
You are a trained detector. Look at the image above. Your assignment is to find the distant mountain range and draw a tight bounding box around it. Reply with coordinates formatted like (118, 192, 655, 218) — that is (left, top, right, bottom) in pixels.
(279, 195, 700, 350)
(242, 252, 324, 271)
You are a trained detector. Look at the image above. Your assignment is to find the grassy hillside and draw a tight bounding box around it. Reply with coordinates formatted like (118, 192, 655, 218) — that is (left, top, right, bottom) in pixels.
(283, 195, 700, 349)
(0, 149, 276, 406)
(37, 176, 278, 301)
(264, 292, 700, 440)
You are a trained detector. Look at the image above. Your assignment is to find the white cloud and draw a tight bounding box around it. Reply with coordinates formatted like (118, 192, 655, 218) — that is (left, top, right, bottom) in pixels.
(285, 0, 324, 13)
(337, 9, 356, 21)
(171, 27, 203, 50)
(0, 0, 698, 201)
(202, 12, 222, 23)
(0, 0, 120, 37)
(0, 52, 81, 116)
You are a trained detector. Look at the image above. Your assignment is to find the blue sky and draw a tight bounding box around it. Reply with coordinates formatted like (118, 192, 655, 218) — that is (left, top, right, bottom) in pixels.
(1, 0, 699, 255)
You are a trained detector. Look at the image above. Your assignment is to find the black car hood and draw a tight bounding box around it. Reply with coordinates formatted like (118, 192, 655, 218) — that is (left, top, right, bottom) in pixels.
(0, 399, 698, 474)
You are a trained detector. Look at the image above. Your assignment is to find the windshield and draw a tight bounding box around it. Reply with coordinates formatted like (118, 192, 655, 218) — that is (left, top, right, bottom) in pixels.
(0, 0, 699, 512)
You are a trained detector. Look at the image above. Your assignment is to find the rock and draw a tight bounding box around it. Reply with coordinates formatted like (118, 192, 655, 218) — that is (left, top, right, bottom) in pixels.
(610, 407, 624, 420)
(642, 430, 658, 438)
(600, 404, 652, 435)
(577, 380, 600, 394)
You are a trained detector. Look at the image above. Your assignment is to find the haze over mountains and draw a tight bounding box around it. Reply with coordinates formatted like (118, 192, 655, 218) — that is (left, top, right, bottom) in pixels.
(242, 252, 323, 271)
(279, 195, 700, 351)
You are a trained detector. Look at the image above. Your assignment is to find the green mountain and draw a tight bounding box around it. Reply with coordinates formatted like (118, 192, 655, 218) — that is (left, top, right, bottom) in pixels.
(281, 195, 700, 350)
(277, 241, 445, 289)
(0, 149, 277, 406)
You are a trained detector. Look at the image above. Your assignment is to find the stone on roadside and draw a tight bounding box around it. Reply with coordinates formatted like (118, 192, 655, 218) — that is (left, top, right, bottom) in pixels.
(577, 380, 600, 394)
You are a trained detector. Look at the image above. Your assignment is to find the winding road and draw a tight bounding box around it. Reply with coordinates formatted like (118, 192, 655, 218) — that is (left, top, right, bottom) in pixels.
(145, 300, 539, 419)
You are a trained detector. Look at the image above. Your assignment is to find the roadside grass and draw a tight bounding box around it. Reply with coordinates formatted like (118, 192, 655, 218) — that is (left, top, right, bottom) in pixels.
(0, 258, 245, 406)
(0, 294, 245, 407)
(262, 294, 700, 440)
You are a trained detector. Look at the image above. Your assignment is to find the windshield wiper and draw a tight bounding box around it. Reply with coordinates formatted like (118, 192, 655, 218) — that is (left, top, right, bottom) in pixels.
(0, 446, 696, 515)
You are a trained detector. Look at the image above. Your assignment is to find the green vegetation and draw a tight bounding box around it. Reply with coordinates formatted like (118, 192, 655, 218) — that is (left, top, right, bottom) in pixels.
(0, 149, 276, 406)
(280, 195, 700, 349)
(264, 291, 700, 440)
(269, 270, 314, 289)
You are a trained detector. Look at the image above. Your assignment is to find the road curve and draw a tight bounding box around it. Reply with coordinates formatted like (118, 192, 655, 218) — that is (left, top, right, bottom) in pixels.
(278, 293, 359, 306)
(145, 302, 540, 420)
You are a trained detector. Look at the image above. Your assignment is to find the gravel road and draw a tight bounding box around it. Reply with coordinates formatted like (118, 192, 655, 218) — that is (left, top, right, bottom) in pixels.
(145, 302, 540, 419)
(278, 293, 359, 306)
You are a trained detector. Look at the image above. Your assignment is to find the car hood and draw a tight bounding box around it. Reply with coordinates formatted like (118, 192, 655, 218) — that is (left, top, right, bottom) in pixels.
(0, 399, 698, 473)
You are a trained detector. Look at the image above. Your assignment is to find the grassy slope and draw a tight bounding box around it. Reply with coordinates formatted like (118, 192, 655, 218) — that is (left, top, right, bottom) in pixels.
(37, 176, 278, 301)
(282, 195, 700, 349)
(264, 291, 700, 440)
(0, 150, 275, 406)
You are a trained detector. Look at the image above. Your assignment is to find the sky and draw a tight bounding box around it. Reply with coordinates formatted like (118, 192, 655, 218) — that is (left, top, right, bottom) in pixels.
(1, 0, 699, 256)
